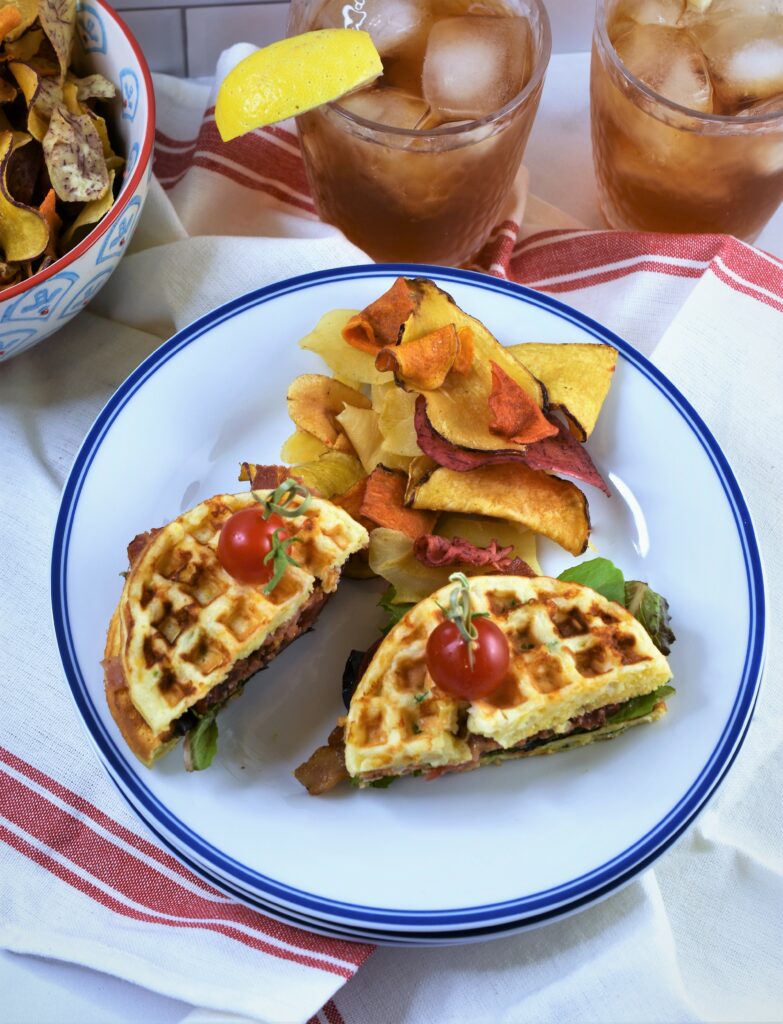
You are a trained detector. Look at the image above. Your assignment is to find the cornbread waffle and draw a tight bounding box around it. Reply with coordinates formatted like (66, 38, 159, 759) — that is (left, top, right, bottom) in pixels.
(296, 575, 672, 792)
(104, 490, 368, 766)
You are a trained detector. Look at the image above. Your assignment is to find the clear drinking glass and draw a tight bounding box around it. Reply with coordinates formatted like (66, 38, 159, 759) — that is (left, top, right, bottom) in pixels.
(288, 0, 551, 265)
(591, 0, 783, 241)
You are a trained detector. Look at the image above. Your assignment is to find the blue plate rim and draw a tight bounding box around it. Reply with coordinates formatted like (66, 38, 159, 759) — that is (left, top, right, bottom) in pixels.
(51, 263, 766, 929)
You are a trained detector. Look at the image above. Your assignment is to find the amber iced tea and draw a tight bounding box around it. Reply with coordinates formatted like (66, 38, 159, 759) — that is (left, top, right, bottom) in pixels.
(591, 0, 783, 239)
(289, 0, 551, 264)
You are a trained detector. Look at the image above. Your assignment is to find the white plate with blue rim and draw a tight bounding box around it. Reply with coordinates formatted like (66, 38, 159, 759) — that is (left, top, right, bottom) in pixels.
(52, 265, 765, 943)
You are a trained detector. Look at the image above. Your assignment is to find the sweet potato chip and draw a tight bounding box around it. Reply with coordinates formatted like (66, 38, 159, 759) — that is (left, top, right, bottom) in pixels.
(343, 277, 422, 353)
(414, 534, 535, 576)
(360, 466, 437, 540)
(0, 4, 22, 40)
(38, 184, 59, 256)
(488, 361, 558, 444)
(375, 323, 459, 391)
(409, 462, 590, 555)
(331, 477, 369, 523)
(398, 279, 545, 452)
(434, 513, 541, 574)
(0, 129, 46, 260)
(279, 429, 329, 464)
(299, 308, 391, 386)
(509, 342, 618, 441)
(4, 26, 44, 58)
(287, 373, 370, 453)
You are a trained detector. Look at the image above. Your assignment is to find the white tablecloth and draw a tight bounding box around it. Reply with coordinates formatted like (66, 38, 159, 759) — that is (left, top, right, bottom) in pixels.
(2, 50, 782, 1024)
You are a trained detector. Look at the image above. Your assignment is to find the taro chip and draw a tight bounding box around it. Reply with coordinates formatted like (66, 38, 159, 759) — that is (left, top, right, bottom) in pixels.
(408, 461, 590, 556)
(299, 308, 390, 386)
(39, 0, 76, 77)
(397, 279, 546, 453)
(287, 373, 371, 453)
(342, 277, 422, 353)
(509, 342, 618, 441)
(0, 130, 48, 261)
(360, 466, 438, 540)
(75, 73, 116, 101)
(61, 167, 113, 247)
(488, 361, 558, 444)
(43, 103, 109, 201)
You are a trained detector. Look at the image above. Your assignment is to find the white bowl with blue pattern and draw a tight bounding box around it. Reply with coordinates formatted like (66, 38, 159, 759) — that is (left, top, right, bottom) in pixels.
(0, 0, 154, 362)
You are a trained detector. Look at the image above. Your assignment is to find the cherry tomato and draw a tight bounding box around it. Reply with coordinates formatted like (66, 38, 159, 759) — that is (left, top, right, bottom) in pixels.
(425, 617, 510, 700)
(217, 508, 287, 585)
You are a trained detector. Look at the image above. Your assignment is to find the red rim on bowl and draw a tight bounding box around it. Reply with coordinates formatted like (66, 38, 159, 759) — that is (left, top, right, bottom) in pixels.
(0, 0, 156, 303)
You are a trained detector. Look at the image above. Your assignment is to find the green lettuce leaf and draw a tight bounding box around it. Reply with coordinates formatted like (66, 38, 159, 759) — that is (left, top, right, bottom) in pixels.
(607, 685, 675, 724)
(557, 557, 625, 604)
(378, 586, 415, 635)
(625, 581, 676, 655)
(184, 713, 218, 771)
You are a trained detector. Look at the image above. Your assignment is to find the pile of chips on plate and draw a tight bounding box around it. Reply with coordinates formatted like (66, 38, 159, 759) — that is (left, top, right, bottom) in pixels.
(0, 0, 122, 289)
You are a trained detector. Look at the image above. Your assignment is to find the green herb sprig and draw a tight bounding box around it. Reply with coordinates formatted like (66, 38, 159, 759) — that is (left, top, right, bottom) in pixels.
(437, 572, 488, 670)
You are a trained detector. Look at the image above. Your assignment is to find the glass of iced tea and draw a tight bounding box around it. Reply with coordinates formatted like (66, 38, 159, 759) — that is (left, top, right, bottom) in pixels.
(591, 0, 783, 240)
(288, 0, 551, 265)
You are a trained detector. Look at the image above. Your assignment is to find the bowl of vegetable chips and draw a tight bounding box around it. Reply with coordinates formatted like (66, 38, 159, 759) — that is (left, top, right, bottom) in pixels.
(0, 0, 154, 361)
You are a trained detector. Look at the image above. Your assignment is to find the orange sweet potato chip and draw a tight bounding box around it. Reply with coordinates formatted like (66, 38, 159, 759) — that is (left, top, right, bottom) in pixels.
(375, 324, 458, 391)
(453, 327, 474, 375)
(488, 361, 558, 445)
(360, 466, 438, 540)
(39, 187, 60, 259)
(0, 6, 22, 40)
(342, 277, 421, 353)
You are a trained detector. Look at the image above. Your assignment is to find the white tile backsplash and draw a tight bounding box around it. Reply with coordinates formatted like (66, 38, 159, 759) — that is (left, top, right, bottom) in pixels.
(184, 3, 288, 77)
(115, 1, 592, 76)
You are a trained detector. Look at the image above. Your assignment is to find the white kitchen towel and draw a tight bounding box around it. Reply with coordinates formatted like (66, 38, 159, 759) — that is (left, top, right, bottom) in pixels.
(1, 51, 782, 1024)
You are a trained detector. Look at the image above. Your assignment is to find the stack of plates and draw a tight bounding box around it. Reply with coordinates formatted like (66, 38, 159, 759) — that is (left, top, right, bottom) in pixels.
(51, 266, 765, 944)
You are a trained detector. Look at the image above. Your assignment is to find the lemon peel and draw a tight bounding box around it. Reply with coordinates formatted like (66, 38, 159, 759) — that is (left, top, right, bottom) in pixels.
(216, 29, 382, 141)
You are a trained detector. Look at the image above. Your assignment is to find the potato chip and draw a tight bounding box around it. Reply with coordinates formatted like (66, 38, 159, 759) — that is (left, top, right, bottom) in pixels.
(279, 429, 329, 464)
(0, 129, 47, 260)
(377, 385, 421, 457)
(509, 343, 618, 441)
(289, 451, 365, 498)
(336, 403, 410, 474)
(43, 103, 108, 201)
(287, 373, 370, 453)
(361, 466, 437, 540)
(409, 462, 590, 555)
(299, 308, 391, 386)
(39, 0, 75, 77)
(398, 279, 546, 453)
(434, 513, 541, 575)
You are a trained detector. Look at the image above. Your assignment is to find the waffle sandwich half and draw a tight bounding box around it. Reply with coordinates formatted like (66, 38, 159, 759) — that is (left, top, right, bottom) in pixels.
(296, 575, 673, 793)
(104, 490, 368, 767)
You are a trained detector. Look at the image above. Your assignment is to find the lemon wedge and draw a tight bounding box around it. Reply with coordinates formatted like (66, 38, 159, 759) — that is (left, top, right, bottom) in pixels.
(216, 30, 383, 141)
